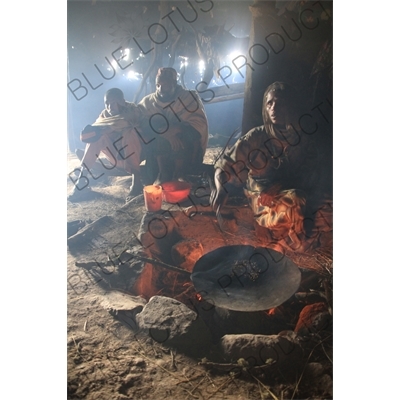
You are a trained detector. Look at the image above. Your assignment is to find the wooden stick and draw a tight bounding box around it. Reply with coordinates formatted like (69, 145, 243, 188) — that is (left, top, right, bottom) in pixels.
(76, 253, 191, 277)
(128, 254, 191, 277)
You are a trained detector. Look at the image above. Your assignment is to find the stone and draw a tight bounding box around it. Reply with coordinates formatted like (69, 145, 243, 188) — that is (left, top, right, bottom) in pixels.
(135, 295, 212, 355)
(96, 291, 147, 332)
(219, 331, 304, 376)
(97, 290, 147, 312)
(303, 363, 333, 397)
(294, 302, 332, 336)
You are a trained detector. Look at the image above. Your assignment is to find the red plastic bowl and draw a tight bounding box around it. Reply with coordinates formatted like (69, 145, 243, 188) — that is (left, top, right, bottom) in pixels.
(162, 181, 192, 203)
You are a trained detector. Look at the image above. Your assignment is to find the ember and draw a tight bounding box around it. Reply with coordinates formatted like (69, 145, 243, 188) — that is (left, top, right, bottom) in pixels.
(195, 293, 203, 301)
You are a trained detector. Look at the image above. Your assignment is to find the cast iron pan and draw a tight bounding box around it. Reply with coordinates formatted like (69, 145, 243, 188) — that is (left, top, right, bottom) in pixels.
(190, 245, 301, 311)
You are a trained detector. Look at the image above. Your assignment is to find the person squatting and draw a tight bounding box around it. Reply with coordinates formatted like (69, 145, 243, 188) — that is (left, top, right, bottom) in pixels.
(69, 67, 209, 203)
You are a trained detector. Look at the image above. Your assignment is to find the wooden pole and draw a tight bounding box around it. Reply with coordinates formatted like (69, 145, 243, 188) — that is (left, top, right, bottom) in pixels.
(242, 0, 277, 136)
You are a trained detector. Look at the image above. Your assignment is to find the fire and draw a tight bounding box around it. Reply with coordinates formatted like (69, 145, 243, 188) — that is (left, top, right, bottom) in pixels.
(195, 293, 203, 301)
(133, 261, 192, 301)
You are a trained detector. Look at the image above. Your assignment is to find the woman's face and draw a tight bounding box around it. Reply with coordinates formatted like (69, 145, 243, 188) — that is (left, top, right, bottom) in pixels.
(265, 91, 288, 126)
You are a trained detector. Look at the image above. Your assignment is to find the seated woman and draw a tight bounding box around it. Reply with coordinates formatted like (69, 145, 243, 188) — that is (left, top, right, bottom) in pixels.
(211, 81, 332, 252)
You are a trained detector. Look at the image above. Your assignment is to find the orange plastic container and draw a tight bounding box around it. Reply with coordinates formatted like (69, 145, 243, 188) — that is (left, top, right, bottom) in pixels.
(162, 181, 192, 203)
(143, 185, 163, 211)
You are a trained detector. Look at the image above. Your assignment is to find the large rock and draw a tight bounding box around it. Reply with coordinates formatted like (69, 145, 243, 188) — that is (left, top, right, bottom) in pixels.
(294, 302, 332, 336)
(135, 296, 212, 355)
(219, 331, 304, 377)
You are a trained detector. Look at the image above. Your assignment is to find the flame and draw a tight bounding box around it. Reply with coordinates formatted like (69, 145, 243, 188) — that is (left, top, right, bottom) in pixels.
(133, 261, 191, 300)
(132, 263, 158, 300)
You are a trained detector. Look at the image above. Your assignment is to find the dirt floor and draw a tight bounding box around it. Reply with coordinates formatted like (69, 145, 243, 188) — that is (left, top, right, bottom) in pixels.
(67, 147, 333, 400)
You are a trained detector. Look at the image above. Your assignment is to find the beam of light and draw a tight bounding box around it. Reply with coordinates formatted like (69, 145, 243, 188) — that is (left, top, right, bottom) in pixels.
(227, 50, 243, 62)
(198, 60, 205, 73)
(127, 70, 140, 80)
(179, 56, 188, 70)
